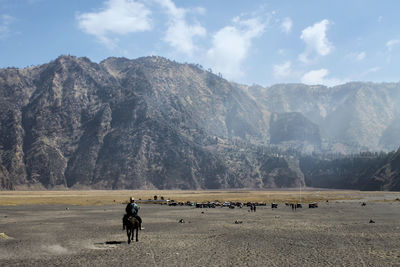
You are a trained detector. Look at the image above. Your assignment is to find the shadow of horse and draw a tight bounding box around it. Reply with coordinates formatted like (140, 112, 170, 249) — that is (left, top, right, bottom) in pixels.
(123, 216, 139, 243)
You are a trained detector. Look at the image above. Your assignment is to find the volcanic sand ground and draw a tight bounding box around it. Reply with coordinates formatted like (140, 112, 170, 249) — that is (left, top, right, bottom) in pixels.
(1, 191, 400, 266)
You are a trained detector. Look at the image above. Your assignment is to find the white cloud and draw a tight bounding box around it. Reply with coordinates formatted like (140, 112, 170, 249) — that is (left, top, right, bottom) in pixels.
(347, 51, 366, 61)
(360, 66, 380, 78)
(356, 51, 366, 61)
(193, 7, 206, 15)
(156, 0, 206, 56)
(280, 17, 292, 34)
(299, 19, 333, 63)
(77, 0, 152, 49)
(301, 68, 343, 86)
(0, 14, 15, 39)
(386, 39, 400, 52)
(273, 61, 292, 78)
(206, 17, 266, 79)
(273, 61, 303, 82)
(301, 69, 328, 84)
(277, 49, 286, 56)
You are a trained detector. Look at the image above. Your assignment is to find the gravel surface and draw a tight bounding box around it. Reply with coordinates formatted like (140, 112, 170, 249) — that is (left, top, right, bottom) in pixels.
(1, 201, 400, 266)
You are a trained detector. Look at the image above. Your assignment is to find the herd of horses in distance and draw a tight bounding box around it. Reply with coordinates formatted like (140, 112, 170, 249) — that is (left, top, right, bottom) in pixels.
(123, 197, 320, 244)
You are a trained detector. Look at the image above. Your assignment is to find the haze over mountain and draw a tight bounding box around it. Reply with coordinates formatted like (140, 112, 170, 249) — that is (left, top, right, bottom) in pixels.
(248, 82, 400, 152)
(0, 55, 399, 190)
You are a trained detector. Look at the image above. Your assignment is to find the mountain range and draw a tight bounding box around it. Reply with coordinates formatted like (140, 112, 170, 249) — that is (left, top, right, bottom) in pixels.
(0, 55, 399, 190)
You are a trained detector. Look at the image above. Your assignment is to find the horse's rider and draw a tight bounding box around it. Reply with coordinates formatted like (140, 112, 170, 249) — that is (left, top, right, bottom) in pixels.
(123, 197, 143, 230)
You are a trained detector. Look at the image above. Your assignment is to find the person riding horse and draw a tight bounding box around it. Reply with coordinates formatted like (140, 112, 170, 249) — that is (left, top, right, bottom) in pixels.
(123, 197, 143, 230)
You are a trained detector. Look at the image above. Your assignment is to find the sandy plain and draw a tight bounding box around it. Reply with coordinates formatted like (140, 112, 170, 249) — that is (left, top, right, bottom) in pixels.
(1, 190, 400, 266)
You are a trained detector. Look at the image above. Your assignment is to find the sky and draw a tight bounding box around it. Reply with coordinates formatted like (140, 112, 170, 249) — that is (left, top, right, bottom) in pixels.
(0, 0, 399, 87)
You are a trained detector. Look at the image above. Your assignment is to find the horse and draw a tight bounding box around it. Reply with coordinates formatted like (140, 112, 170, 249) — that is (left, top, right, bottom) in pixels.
(123, 215, 139, 243)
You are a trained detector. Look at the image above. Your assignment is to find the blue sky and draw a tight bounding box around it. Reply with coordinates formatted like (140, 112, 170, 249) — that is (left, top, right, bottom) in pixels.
(1, 0, 399, 87)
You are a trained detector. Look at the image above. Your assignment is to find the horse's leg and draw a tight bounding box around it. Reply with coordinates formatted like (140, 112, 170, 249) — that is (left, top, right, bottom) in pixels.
(136, 224, 139, 242)
(127, 228, 131, 244)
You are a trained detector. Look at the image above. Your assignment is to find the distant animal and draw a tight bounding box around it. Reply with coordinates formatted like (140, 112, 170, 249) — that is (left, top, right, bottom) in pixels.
(369, 219, 375, 223)
(361, 202, 366, 206)
(124, 216, 139, 243)
(179, 219, 185, 223)
(271, 203, 278, 209)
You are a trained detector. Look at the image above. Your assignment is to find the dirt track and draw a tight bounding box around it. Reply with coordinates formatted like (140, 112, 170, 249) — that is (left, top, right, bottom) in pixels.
(1, 201, 400, 266)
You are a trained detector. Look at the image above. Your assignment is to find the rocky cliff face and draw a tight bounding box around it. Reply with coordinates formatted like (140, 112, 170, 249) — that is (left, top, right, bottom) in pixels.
(269, 112, 321, 147)
(0, 55, 398, 190)
(1, 55, 301, 190)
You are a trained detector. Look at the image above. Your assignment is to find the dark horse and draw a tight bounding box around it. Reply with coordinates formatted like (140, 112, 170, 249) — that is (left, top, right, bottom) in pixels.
(123, 215, 139, 243)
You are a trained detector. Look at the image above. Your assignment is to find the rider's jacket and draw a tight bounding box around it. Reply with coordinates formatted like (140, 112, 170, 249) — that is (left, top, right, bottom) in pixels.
(125, 202, 139, 216)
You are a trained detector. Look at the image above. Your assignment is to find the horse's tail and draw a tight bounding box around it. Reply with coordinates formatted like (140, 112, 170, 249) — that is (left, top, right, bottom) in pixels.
(123, 214, 131, 228)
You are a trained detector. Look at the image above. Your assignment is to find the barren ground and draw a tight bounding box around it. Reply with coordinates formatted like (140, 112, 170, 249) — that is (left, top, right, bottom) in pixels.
(1, 191, 400, 266)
